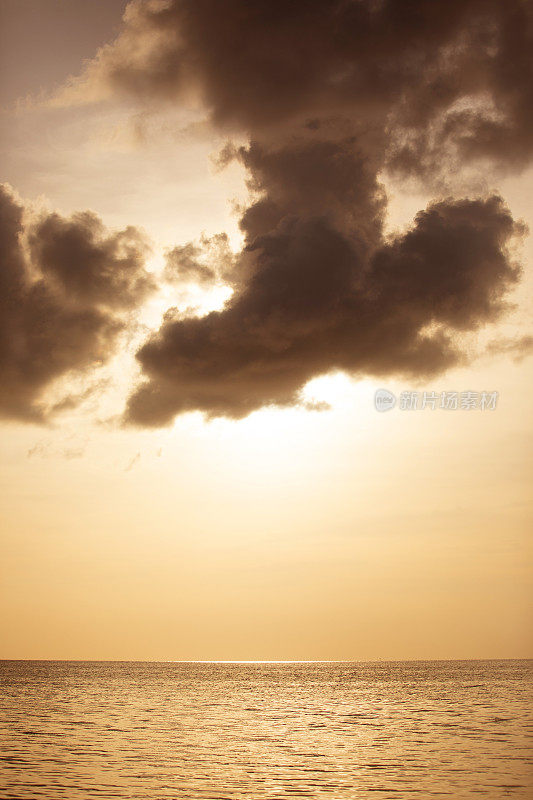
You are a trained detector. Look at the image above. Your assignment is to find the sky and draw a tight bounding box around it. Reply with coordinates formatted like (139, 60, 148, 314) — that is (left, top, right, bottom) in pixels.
(0, 0, 532, 661)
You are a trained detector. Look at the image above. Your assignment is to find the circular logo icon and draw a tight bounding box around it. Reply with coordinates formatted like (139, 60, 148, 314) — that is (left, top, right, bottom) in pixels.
(374, 388, 396, 412)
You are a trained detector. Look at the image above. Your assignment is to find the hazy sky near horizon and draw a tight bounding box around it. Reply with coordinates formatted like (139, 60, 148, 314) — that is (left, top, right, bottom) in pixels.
(0, 0, 532, 661)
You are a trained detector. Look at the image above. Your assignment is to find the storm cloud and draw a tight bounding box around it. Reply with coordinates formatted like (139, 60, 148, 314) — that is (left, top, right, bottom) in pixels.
(67, 0, 533, 171)
(0, 184, 152, 421)
(58, 0, 533, 424)
(127, 187, 522, 424)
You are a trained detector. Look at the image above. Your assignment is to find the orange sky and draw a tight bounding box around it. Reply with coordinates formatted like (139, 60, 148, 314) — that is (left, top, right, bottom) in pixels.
(0, 0, 531, 660)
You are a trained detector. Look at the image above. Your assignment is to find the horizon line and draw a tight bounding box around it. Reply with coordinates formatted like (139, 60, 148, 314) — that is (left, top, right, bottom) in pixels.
(1, 657, 531, 664)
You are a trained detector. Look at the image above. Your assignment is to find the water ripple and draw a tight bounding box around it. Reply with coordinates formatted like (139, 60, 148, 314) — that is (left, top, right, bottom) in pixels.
(0, 660, 531, 799)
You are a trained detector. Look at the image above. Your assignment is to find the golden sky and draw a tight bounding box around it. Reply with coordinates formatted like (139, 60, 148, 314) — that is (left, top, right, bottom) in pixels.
(0, 0, 532, 660)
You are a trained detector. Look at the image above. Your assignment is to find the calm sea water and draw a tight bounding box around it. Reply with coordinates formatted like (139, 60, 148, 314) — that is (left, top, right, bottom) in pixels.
(0, 660, 531, 799)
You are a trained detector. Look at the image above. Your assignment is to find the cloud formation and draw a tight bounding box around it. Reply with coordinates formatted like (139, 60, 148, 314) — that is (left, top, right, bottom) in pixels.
(55, 0, 533, 424)
(0, 184, 152, 421)
(127, 186, 522, 424)
(28, 211, 152, 308)
(62, 0, 533, 172)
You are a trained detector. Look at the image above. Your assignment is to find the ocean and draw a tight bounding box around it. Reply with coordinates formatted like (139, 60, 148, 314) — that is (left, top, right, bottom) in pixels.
(0, 660, 531, 799)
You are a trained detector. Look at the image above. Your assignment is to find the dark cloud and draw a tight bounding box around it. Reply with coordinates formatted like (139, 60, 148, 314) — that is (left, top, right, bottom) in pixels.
(126, 185, 523, 424)
(0, 184, 152, 422)
(80, 0, 533, 172)
(61, 0, 532, 424)
(28, 211, 153, 308)
(387, 0, 533, 179)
